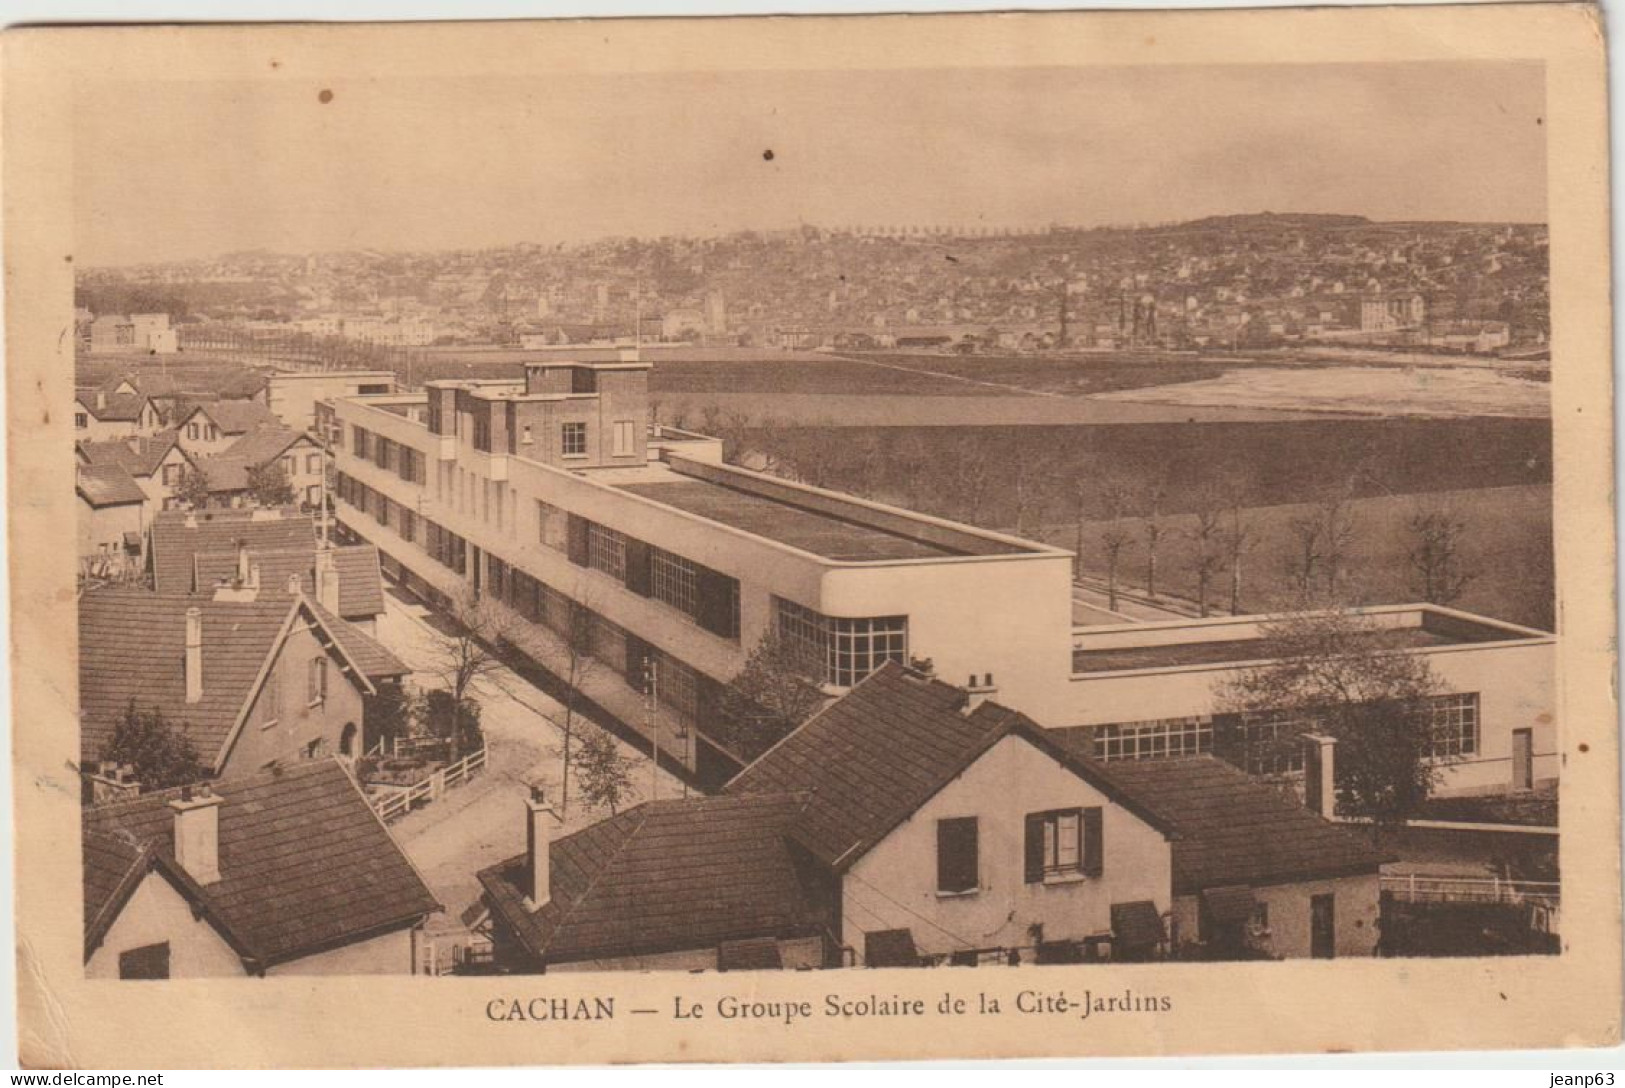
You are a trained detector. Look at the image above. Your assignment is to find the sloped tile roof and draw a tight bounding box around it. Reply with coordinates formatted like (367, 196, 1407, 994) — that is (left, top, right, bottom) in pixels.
(477, 792, 826, 966)
(1062, 751, 1391, 894)
(184, 400, 275, 435)
(77, 431, 187, 478)
(84, 760, 440, 968)
(78, 589, 401, 770)
(150, 509, 316, 594)
(308, 600, 407, 680)
(727, 662, 1172, 869)
(78, 391, 150, 423)
(192, 545, 385, 622)
(223, 425, 309, 467)
(195, 548, 314, 599)
(200, 457, 251, 494)
(76, 463, 146, 508)
(82, 830, 151, 954)
(78, 591, 290, 770)
(330, 546, 386, 618)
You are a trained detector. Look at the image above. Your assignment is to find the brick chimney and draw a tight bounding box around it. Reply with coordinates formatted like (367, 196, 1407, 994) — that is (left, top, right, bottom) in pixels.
(184, 606, 203, 704)
(524, 783, 560, 908)
(169, 784, 224, 885)
(961, 673, 997, 715)
(1300, 733, 1338, 819)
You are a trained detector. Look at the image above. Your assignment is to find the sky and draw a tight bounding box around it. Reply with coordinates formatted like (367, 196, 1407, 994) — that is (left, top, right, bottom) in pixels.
(74, 61, 1547, 266)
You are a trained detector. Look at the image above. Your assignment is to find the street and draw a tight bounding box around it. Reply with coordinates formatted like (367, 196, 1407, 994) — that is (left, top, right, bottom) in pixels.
(370, 588, 687, 945)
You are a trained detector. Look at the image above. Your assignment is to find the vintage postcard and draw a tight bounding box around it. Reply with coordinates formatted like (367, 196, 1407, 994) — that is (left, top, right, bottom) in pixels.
(5, 4, 1619, 1068)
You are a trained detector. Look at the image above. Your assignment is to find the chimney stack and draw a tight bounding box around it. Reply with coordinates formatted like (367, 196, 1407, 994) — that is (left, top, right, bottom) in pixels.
(315, 548, 341, 614)
(184, 606, 203, 704)
(169, 784, 224, 885)
(236, 542, 251, 584)
(962, 673, 997, 714)
(525, 783, 560, 908)
(1300, 733, 1338, 820)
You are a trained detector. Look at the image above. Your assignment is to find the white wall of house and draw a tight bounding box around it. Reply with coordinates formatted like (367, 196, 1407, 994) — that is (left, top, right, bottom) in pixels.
(1169, 873, 1381, 960)
(78, 497, 143, 559)
(85, 871, 243, 979)
(843, 734, 1172, 964)
(265, 926, 416, 976)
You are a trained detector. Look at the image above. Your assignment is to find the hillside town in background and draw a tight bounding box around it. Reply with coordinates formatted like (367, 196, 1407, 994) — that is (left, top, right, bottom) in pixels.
(75, 213, 1557, 980)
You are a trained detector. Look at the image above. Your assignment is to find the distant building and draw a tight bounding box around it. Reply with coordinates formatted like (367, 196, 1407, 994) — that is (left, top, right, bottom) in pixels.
(173, 401, 277, 457)
(74, 388, 165, 440)
(76, 464, 148, 577)
(264, 370, 395, 436)
(89, 313, 176, 355)
(76, 431, 197, 517)
(1359, 291, 1426, 332)
(83, 760, 439, 977)
(661, 308, 706, 341)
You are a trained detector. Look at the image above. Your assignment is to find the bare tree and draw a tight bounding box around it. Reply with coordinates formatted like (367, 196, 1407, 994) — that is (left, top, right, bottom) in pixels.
(1140, 479, 1168, 599)
(422, 586, 515, 761)
(1317, 489, 1358, 598)
(1096, 476, 1134, 611)
(1219, 474, 1258, 615)
(1284, 508, 1324, 601)
(949, 437, 994, 526)
(1215, 607, 1447, 841)
(1406, 501, 1476, 606)
(1185, 490, 1225, 617)
(1012, 452, 1055, 540)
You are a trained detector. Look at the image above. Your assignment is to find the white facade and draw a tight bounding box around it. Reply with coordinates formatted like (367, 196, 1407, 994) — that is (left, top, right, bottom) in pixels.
(86, 870, 242, 979)
(844, 734, 1173, 963)
(1066, 608, 1556, 797)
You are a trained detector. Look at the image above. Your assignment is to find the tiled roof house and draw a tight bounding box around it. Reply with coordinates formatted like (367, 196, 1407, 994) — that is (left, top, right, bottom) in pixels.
(79, 589, 406, 781)
(476, 663, 1388, 971)
(84, 759, 440, 977)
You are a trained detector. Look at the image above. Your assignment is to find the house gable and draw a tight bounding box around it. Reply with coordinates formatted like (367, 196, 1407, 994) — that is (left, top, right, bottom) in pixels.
(844, 733, 1173, 962)
(85, 864, 245, 978)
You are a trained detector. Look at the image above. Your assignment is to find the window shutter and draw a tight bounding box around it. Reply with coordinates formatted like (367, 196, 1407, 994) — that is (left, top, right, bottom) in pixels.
(696, 568, 741, 640)
(624, 538, 652, 595)
(566, 514, 589, 566)
(1024, 813, 1046, 884)
(1082, 806, 1104, 877)
(936, 817, 979, 894)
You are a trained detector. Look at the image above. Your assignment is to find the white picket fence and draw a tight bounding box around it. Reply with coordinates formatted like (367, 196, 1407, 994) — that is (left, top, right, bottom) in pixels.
(368, 746, 487, 823)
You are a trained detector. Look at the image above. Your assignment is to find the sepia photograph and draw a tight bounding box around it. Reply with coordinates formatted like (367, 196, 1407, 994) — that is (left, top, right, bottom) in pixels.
(6, 4, 1618, 1068)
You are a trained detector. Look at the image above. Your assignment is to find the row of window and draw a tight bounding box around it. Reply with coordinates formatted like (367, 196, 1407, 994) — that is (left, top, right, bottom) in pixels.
(774, 597, 909, 689)
(349, 425, 427, 485)
(565, 514, 743, 643)
(478, 549, 715, 727)
(936, 807, 1105, 896)
(1087, 693, 1483, 770)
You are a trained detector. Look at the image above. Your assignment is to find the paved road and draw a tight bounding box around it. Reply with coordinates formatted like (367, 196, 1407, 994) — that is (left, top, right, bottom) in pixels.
(371, 590, 685, 944)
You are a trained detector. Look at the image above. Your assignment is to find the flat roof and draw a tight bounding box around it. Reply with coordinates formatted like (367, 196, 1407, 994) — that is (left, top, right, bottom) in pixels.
(1071, 624, 1513, 675)
(616, 477, 964, 562)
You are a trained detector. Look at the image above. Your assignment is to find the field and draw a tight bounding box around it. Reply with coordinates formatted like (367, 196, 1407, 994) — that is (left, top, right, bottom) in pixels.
(1040, 485, 1554, 632)
(736, 419, 1554, 631)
